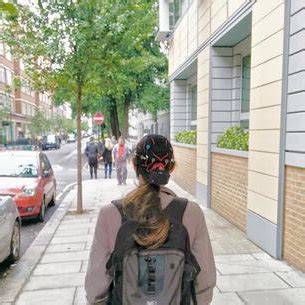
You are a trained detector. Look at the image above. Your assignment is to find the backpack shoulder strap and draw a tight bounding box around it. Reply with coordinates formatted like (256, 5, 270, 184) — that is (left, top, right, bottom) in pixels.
(111, 200, 128, 224)
(164, 197, 188, 223)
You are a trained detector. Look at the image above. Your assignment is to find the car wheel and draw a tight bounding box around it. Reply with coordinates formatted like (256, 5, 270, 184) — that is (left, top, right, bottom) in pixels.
(38, 197, 46, 222)
(7, 220, 21, 264)
(49, 192, 56, 207)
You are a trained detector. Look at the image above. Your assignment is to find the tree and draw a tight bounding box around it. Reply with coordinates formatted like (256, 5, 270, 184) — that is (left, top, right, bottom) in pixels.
(2, 0, 169, 211)
(30, 110, 50, 137)
(102, 0, 169, 138)
(135, 82, 170, 130)
(75, 0, 169, 139)
(0, 105, 10, 144)
(0, 1, 17, 18)
(2, 0, 103, 213)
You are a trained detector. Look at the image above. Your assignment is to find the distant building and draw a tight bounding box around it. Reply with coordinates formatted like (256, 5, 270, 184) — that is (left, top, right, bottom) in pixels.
(129, 109, 170, 140)
(157, 0, 305, 272)
(0, 43, 68, 143)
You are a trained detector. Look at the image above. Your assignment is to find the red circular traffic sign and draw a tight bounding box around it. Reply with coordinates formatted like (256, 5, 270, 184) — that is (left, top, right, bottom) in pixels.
(93, 113, 105, 125)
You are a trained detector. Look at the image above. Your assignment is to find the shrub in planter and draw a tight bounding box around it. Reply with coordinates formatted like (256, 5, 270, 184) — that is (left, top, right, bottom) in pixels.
(175, 130, 196, 145)
(217, 126, 249, 151)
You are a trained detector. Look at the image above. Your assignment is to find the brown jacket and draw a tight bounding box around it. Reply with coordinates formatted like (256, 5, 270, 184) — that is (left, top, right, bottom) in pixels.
(85, 187, 216, 304)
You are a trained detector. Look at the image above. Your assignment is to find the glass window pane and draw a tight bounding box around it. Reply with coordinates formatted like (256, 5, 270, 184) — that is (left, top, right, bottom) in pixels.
(5, 45, 12, 61)
(241, 55, 251, 113)
(0, 42, 4, 56)
(240, 119, 249, 130)
(173, 0, 180, 24)
(0, 66, 5, 83)
(191, 85, 197, 121)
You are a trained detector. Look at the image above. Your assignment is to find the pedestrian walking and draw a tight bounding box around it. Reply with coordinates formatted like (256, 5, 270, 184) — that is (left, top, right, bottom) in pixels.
(97, 139, 105, 170)
(111, 135, 117, 145)
(85, 136, 99, 179)
(85, 134, 216, 305)
(102, 138, 113, 179)
(112, 137, 129, 185)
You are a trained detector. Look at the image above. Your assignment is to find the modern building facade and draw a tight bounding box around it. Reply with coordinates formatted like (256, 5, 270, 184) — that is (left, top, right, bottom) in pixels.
(158, 0, 305, 272)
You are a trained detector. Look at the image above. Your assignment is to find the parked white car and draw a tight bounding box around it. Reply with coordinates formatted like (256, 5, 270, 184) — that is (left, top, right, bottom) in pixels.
(0, 196, 21, 264)
(67, 133, 76, 143)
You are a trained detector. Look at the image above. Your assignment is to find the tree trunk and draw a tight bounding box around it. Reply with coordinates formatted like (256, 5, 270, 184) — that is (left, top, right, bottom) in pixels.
(109, 97, 120, 139)
(153, 112, 158, 134)
(76, 82, 83, 214)
(122, 93, 131, 139)
(154, 117, 158, 134)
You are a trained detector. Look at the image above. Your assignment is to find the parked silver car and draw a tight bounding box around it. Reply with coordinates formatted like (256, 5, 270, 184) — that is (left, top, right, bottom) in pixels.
(0, 196, 21, 264)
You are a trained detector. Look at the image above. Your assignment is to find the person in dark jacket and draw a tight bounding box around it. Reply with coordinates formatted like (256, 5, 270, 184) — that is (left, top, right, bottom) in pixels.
(102, 138, 113, 179)
(85, 136, 99, 179)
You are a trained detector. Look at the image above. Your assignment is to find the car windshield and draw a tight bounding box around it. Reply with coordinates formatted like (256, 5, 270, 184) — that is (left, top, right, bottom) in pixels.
(47, 135, 56, 143)
(0, 156, 38, 178)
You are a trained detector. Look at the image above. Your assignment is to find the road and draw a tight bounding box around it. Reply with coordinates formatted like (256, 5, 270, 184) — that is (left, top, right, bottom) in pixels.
(0, 139, 91, 276)
(0, 138, 136, 277)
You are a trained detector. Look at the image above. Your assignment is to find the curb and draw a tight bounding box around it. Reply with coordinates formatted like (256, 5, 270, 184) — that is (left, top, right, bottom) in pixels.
(0, 187, 77, 304)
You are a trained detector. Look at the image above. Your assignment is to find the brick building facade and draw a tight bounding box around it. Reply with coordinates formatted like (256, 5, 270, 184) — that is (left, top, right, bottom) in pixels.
(0, 42, 57, 144)
(158, 0, 305, 272)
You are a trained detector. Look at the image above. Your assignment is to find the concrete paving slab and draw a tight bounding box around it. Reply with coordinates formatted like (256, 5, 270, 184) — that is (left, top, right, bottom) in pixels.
(276, 271, 305, 287)
(16, 287, 75, 305)
(239, 287, 305, 305)
(252, 252, 275, 261)
(215, 254, 257, 263)
(33, 261, 82, 276)
(46, 243, 86, 253)
(51, 235, 92, 244)
(58, 223, 95, 230)
(24, 272, 85, 291)
(55, 229, 90, 237)
(216, 258, 292, 275)
(81, 260, 88, 273)
(211, 292, 244, 305)
(60, 218, 91, 225)
(74, 287, 86, 305)
(211, 237, 260, 256)
(40, 251, 90, 263)
(217, 273, 289, 292)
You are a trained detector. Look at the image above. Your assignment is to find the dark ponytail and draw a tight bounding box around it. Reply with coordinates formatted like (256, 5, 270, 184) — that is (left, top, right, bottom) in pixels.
(124, 182, 170, 249)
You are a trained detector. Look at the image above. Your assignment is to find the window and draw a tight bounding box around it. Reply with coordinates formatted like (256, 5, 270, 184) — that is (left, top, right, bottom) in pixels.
(0, 42, 4, 56)
(0, 66, 5, 83)
(0, 94, 13, 110)
(241, 55, 251, 128)
(21, 102, 26, 114)
(169, 0, 189, 29)
(20, 59, 25, 71)
(0, 93, 7, 106)
(169, 0, 180, 29)
(6, 70, 13, 86)
(191, 85, 197, 124)
(5, 45, 12, 61)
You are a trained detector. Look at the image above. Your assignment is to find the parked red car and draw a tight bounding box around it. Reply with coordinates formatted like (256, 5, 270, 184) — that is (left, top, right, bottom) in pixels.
(0, 151, 56, 222)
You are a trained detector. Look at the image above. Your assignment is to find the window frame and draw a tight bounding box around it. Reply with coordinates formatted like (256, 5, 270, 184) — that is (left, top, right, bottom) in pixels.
(186, 74, 197, 130)
(240, 54, 251, 128)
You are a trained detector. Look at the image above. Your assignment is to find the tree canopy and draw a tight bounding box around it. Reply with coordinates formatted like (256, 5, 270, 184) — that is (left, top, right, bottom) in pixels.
(1, 0, 169, 210)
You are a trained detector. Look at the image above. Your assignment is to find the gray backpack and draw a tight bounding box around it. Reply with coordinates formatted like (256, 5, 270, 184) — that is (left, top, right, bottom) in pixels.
(106, 198, 201, 305)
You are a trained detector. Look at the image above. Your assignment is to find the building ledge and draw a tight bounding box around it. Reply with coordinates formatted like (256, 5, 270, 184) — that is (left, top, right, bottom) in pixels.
(212, 146, 248, 158)
(172, 141, 196, 150)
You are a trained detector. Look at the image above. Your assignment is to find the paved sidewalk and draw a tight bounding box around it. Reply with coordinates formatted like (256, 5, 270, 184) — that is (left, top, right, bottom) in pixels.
(1, 178, 305, 305)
